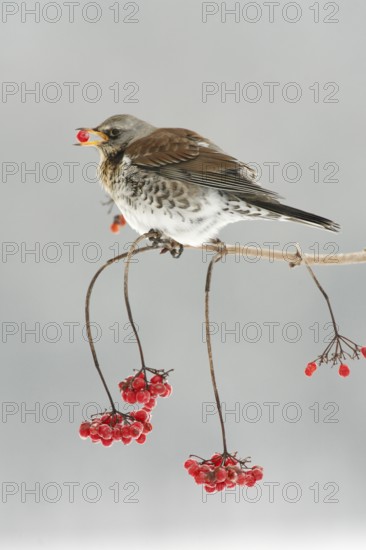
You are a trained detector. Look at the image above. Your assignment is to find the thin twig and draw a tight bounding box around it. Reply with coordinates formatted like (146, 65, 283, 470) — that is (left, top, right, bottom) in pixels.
(296, 244, 339, 336)
(85, 243, 161, 408)
(190, 244, 366, 267)
(123, 233, 156, 370)
(205, 250, 228, 455)
(85, 240, 366, 407)
(295, 244, 362, 368)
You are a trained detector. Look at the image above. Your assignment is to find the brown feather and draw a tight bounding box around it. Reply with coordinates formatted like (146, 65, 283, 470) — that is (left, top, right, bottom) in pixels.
(126, 128, 201, 167)
(125, 127, 281, 202)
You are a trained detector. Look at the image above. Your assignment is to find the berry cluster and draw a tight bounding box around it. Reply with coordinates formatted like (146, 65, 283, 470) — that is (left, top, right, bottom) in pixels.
(79, 369, 172, 447)
(184, 453, 263, 493)
(119, 371, 172, 407)
(305, 346, 366, 378)
(79, 410, 152, 447)
(110, 214, 127, 233)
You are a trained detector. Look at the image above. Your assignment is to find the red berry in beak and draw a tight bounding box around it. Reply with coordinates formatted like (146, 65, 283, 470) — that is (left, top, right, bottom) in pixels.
(76, 130, 89, 143)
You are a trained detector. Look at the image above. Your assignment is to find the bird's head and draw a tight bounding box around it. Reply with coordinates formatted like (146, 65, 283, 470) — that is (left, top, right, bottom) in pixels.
(75, 114, 155, 157)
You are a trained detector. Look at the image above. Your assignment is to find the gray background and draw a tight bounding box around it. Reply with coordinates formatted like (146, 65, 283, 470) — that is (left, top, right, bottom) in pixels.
(1, 0, 366, 548)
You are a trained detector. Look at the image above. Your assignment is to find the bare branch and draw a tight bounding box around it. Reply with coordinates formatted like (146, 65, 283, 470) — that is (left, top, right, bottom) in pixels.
(191, 244, 366, 266)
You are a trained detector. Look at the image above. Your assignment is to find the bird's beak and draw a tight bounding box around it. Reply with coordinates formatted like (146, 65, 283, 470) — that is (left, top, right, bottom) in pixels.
(74, 128, 109, 146)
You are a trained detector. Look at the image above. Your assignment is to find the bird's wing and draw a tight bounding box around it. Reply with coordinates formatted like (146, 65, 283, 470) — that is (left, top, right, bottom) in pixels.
(125, 128, 282, 202)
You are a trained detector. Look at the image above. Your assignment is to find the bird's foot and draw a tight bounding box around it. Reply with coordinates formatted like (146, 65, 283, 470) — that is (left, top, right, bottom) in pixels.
(147, 230, 184, 258)
(147, 229, 164, 248)
(160, 240, 184, 259)
(209, 238, 227, 255)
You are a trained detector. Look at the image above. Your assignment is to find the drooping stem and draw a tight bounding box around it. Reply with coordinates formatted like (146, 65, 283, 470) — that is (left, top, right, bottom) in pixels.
(205, 250, 228, 455)
(295, 245, 363, 366)
(296, 245, 339, 336)
(85, 243, 159, 409)
(85, 238, 366, 409)
(123, 233, 156, 371)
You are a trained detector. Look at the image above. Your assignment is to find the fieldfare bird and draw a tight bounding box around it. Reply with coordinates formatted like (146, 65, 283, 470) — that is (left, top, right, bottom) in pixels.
(76, 115, 339, 253)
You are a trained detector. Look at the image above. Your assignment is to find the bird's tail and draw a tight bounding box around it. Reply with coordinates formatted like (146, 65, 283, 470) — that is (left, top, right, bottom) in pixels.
(255, 201, 340, 232)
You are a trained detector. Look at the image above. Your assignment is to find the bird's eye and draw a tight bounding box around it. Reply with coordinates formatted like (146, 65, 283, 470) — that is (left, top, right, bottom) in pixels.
(109, 129, 120, 138)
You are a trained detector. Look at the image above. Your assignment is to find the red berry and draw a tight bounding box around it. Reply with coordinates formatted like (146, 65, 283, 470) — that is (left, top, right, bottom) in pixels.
(150, 374, 163, 384)
(136, 434, 146, 444)
(142, 422, 153, 434)
(117, 215, 126, 226)
(160, 383, 172, 398)
(148, 384, 159, 397)
(245, 472, 256, 487)
(76, 130, 89, 143)
(153, 383, 165, 395)
(98, 424, 112, 440)
(112, 214, 127, 228)
(121, 426, 131, 438)
(305, 362, 317, 377)
(112, 427, 122, 441)
(224, 456, 237, 466)
(101, 438, 113, 447)
(132, 377, 146, 391)
(89, 423, 99, 436)
(134, 409, 149, 423)
(184, 459, 196, 470)
(144, 397, 157, 410)
(110, 223, 120, 233)
(210, 453, 223, 467)
(136, 390, 150, 404)
(215, 467, 227, 482)
(252, 468, 264, 481)
(188, 463, 200, 476)
(79, 422, 90, 439)
(110, 413, 122, 427)
(124, 390, 137, 404)
(339, 364, 350, 377)
(194, 471, 207, 484)
(361, 347, 366, 359)
(227, 470, 238, 483)
(130, 422, 144, 438)
(236, 472, 247, 486)
(225, 480, 236, 489)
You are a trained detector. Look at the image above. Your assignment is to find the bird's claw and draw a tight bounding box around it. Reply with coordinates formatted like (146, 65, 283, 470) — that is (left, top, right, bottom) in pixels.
(148, 229, 164, 248)
(164, 242, 184, 259)
(147, 229, 184, 259)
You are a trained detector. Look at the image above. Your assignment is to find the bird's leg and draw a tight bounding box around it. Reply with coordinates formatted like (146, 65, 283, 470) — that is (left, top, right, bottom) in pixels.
(160, 239, 184, 259)
(209, 238, 227, 255)
(147, 229, 164, 248)
(168, 241, 184, 259)
(210, 237, 225, 246)
(147, 229, 184, 258)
